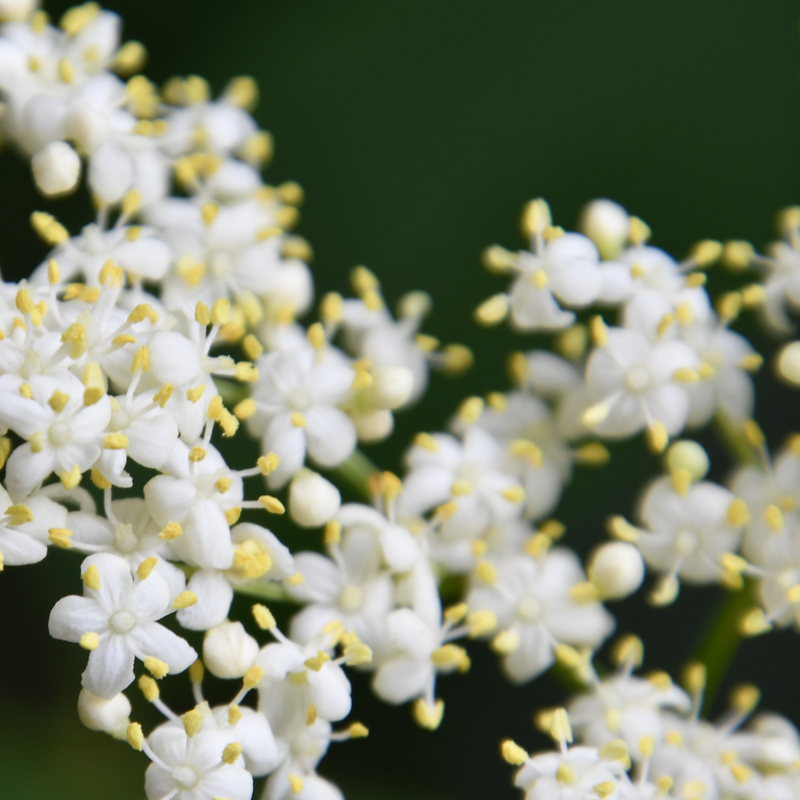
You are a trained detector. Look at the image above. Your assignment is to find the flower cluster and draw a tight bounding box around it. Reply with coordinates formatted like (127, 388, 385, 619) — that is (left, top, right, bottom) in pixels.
(0, 3, 799, 800)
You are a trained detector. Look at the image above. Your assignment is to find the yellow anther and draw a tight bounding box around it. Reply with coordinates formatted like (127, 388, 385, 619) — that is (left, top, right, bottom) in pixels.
(474, 294, 509, 326)
(131, 346, 149, 373)
(15, 289, 34, 315)
(450, 478, 474, 497)
(60, 465, 82, 490)
(414, 334, 439, 353)
(157, 522, 182, 541)
(348, 722, 369, 738)
(201, 202, 219, 227)
(727, 498, 751, 527)
(112, 40, 147, 75)
(555, 763, 577, 785)
(443, 603, 468, 625)
(48, 527, 73, 549)
(573, 442, 610, 466)
(139, 674, 159, 702)
(723, 240, 754, 270)
(137, 557, 158, 579)
(189, 446, 206, 463)
(739, 353, 763, 372)
(259, 495, 286, 514)
(221, 742, 242, 765)
(79, 631, 99, 650)
(413, 698, 445, 730)
(465, 610, 497, 638)
(502, 485, 525, 503)
(307, 322, 326, 350)
(291, 411, 307, 428)
(231, 539, 273, 581)
(531, 269, 548, 289)
(611, 634, 644, 667)
(608, 515, 641, 543)
(195, 302, 212, 327)
(629, 216, 651, 245)
(103, 433, 129, 450)
(351, 369, 372, 390)
(521, 197, 552, 236)
(288, 774, 304, 794)
(232, 398, 256, 420)
(214, 478, 232, 495)
(685, 272, 707, 288)
(730, 764, 753, 785)
(31, 211, 69, 245)
(252, 604, 276, 630)
(554, 643, 583, 669)
(182, 709, 203, 738)
(595, 782, 616, 798)
(186, 385, 206, 404)
(765, 504, 784, 532)
(485, 392, 507, 413)
(305, 703, 317, 726)
(482, 245, 517, 273)
(656, 776, 674, 794)
(459, 396, 484, 425)
(324, 519, 342, 545)
(228, 704, 242, 725)
(61, 322, 89, 358)
(599, 739, 631, 768)
(525, 533, 552, 558)
(743, 420, 765, 449)
(90, 469, 111, 489)
(673, 368, 699, 383)
(81, 563, 101, 592)
(730, 683, 760, 713)
(112, 334, 137, 348)
(47, 389, 70, 414)
(475, 560, 497, 585)
(501, 740, 529, 765)
(491, 629, 520, 655)
(569, 582, 599, 604)
(319, 292, 344, 325)
(646, 420, 669, 454)
(172, 591, 198, 610)
(670, 467, 692, 497)
(224, 507, 242, 526)
(210, 299, 232, 327)
(741, 284, 766, 307)
(549, 708, 573, 745)
(788, 585, 800, 604)
(413, 433, 439, 453)
(739, 608, 771, 637)
(343, 641, 374, 666)
(589, 315, 608, 347)
(649, 575, 679, 606)
(189, 660, 204, 684)
(304, 651, 330, 672)
(690, 240, 723, 267)
(718, 291, 742, 323)
(127, 722, 143, 751)
(145, 656, 169, 679)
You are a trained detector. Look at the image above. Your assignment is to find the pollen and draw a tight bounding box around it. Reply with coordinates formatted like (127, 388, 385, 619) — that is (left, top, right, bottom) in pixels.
(259, 495, 285, 514)
(145, 656, 169, 679)
(158, 522, 182, 540)
(79, 631, 99, 650)
(252, 604, 276, 630)
(137, 557, 158, 579)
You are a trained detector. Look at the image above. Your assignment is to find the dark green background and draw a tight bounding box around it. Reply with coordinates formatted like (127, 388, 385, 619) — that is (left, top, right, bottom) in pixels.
(1, 2, 800, 798)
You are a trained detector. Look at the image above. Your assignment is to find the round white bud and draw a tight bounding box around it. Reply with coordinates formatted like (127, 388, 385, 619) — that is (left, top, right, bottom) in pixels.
(202, 620, 259, 679)
(77, 689, 131, 739)
(31, 141, 81, 197)
(367, 366, 415, 410)
(579, 199, 630, 259)
(665, 440, 710, 481)
(0, 0, 38, 22)
(588, 541, 645, 600)
(778, 342, 800, 386)
(351, 408, 394, 442)
(289, 469, 341, 528)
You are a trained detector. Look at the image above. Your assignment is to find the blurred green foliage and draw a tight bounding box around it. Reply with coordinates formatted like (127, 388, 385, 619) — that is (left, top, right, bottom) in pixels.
(1, 1, 800, 799)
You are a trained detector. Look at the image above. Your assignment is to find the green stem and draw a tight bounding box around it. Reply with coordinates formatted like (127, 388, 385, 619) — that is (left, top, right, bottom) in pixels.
(325, 449, 381, 501)
(693, 580, 755, 714)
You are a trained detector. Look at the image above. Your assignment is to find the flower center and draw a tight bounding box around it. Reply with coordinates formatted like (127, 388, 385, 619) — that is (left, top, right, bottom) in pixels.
(209, 250, 232, 277)
(48, 421, 71, 447)
(172, 766, 199, 790)
(110, 610, 136, 634)
(675, 529, 698, 556)
(624, 365, 652, 394)
(287, 386, 311, 411)
(516, 595, 542, 621)
(339, 584, 363, 612)
(114, 523, 138, 554)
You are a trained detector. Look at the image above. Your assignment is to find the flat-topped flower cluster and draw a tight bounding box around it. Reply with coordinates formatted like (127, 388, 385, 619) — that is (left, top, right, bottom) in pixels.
(1, 3, 800, 800)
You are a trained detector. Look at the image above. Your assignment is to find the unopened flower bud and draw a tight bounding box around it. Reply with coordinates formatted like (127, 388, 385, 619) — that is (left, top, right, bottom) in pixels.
(202, 621, 259, 679)
(32, 141, 81, 197)
(366, 366, 414, 410)
(289, 469, 341, 528)
(77, 689, 131, 739)
(665, 440, 710, 481)
(587, 541, 644, 600)
(351, 409, 394, 442)
(579, 199, 630, 259)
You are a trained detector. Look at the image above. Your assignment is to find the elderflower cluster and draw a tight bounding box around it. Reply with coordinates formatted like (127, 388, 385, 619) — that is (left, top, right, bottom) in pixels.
(502, 642, 800, 800)
(0, 4, 800, 800)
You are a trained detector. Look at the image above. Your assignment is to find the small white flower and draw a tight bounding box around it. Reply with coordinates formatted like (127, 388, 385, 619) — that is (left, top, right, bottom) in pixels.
(203, 620, 259, 679)
(77, 688, 131, 739)
(31, 140, 81, 196)
(49, 552, 196, 698)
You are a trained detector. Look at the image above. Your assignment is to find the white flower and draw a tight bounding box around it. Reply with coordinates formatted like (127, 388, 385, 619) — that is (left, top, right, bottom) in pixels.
(31, 139, 81, 196)
(144, 724, 253, 800)
(623, 476, 744, 592)
(285, 519, 394, 656)
(48, 553, 196, 698)
(77, 688, 131, 739)
(514, 745, 629, 800)
(0, 482, 57, 566)
(397, 426, 524, 570)
(248, 343, 357, 487)
(503, 233, 604, 331)
(144, 441, 242, 570)
(203, 621, 259, 679)
(568, 669, 690, 759)
(583, 326, 698, 444)
(0, 372, 111, 499)
(467, 551, 614, 683)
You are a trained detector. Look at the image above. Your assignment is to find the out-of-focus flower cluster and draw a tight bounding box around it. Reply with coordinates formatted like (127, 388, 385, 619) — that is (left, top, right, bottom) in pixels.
(1, 3, 800, 800)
